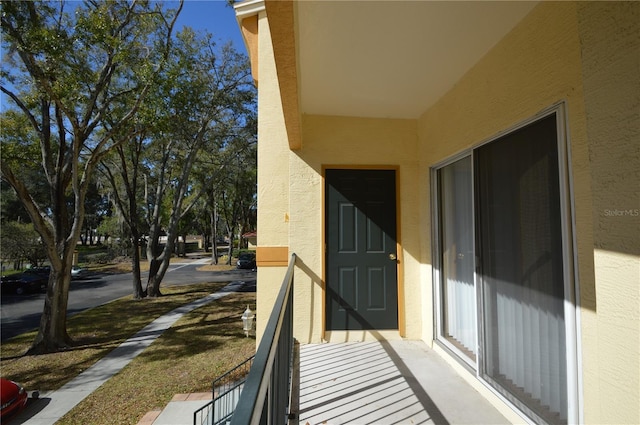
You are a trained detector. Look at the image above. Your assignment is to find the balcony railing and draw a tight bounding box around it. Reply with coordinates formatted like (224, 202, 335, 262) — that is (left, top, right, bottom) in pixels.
(194, 253, 297, 425)
(194, 253, 296, 425)
(229, 253, 297, 425)
(193, 356, 255, 425)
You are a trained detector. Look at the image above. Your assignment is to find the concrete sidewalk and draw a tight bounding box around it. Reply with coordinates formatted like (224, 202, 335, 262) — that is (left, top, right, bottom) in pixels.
(138, 393, 213, 425)
(11, 281, 247, 425)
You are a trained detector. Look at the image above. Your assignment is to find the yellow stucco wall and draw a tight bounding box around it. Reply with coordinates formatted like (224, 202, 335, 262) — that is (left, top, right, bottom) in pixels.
(256, 91, 424, 343)
(255, 9, 291, 341)
(576, 3, 639, 424)
(292, 115, 422, 343)
(254, 0, 638, 422)
(418, 2, 639, 423)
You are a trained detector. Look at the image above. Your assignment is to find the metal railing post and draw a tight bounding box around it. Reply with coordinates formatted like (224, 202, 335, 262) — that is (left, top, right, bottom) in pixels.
(229, 253, 297, 425)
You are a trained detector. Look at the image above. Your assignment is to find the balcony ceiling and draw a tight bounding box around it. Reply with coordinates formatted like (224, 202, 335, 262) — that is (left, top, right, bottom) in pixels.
(296, 1, 538, 119)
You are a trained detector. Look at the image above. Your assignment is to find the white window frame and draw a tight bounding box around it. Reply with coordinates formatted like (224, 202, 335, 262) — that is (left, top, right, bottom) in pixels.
(431, 151, 478, 370)
(430, 102, 582, 424)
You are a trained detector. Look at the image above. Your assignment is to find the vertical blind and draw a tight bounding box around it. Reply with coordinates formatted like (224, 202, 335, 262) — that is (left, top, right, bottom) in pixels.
(476, 114, 567, 425)
(437, 113, 569, 425)
(439, 157, 476, 358)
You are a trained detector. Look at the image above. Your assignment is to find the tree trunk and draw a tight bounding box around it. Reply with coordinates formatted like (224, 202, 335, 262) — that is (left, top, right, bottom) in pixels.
(146, 222, 181, 297)
(145, 230, 174, 298)
(226, 228, 234, 265)
(146, 257, 163, 297)
(239, 224, 246, 250)
(24, 160, 80, 354)
(27, 266, 73, 354)
(210, 209, 218, 265)
(131, 232, 145, 299)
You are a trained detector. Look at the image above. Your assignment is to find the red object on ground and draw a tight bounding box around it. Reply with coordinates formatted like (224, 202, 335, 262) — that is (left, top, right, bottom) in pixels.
(0, 378, 28, 422)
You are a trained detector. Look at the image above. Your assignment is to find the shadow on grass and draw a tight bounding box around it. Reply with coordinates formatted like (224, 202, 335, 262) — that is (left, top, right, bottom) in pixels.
(57, 290, 257, 425)
(0, 282, 231, 392)
(138, 294, 254, 363)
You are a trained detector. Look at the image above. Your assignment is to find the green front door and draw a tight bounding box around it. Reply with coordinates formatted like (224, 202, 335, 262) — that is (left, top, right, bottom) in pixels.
(325, 169, 398, 330)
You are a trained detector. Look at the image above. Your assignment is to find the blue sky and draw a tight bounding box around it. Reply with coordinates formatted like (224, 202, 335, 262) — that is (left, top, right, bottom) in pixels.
(0, 1, 246, 110)
(170, 0, 247, 55)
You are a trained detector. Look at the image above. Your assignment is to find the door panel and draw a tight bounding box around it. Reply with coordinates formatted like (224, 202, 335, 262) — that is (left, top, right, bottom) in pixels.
(339, 203, 357, 252)
(326, 169, 398, 330)
(367, 268, 386, 310)
(338, 267, 358, 311)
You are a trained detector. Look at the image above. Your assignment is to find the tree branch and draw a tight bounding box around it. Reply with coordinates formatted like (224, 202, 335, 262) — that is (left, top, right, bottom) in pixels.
(0, 164, 58, 265)
(0, 86, 42, 135)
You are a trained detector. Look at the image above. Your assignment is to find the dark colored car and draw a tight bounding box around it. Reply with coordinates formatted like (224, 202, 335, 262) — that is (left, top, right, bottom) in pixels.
(24, 266, 51, 277)
(0, 378, 28, 422)
(236, 253, 256, 270)
(1, 271, 48, 295)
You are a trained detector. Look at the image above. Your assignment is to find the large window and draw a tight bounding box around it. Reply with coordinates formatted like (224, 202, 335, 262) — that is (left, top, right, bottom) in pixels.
(437, 156, 476, 361)
(433, 108, 577, 425)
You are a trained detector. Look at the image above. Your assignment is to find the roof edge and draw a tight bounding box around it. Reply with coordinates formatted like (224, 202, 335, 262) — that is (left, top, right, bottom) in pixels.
(234, 0, 265, 22)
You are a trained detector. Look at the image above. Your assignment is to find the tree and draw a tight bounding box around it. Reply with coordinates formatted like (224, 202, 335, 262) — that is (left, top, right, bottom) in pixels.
(1, 176, 32, 224)
(190, 94, 257, 264)
(0, 221, 47, 270)
(0, 1, 181, 353)
(98, 125, 150, 298)
(141, 31, 255, 297)
(206, 132, 257, 263)
(0, 111, 46, 223)
(79, 182, 111, 246)
(218, 149, 257, 263)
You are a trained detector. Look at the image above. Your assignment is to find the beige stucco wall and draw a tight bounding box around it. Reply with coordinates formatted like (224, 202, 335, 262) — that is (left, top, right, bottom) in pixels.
(292, 115, 422, 343)
(255, 9, 291, 340)
(291, 116, 422, 340)
(256, 88, 424, 343)
(576, 2, 639, 424)
(256, 11, 424, 344)
(418, 1, 639, 423)
(255, 0, 638, 422)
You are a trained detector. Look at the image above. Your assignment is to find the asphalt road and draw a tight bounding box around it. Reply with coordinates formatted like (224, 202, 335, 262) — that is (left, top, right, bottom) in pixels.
(0, 258, 256, 341)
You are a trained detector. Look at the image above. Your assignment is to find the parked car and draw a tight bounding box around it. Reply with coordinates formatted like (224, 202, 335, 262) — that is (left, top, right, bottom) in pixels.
(26, 265, 86, 279)
(71, 266, 85, 279)
(236, 253, 256, 270)
(23, 266, 51, 277)
(0, 378, 28, 422)
(0, 273, 47, 295)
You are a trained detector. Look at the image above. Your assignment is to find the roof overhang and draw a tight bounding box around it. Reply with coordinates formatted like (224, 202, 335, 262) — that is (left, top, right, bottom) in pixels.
(235, 0, 539, 145)
(235, 0, 302, 150)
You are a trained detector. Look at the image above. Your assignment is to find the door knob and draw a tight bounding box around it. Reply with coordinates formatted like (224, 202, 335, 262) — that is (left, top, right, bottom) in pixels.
(389, 253, 397, 261)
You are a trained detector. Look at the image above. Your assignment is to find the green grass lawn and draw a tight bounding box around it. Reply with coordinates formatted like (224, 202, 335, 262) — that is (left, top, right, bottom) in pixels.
(0, 282, 256, 425)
